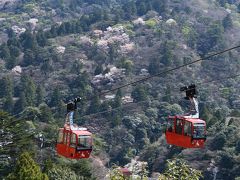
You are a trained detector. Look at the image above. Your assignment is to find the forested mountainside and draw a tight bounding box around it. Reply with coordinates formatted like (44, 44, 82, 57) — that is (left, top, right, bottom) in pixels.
(0, 0, 240, 179)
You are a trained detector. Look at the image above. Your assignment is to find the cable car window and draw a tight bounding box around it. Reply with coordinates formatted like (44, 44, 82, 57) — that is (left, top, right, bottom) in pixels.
(70, 134, 77, 147)
(167, 118, 174, 132)
(66, 133, 70, 145)
(64, 132, 68, 144)
(193, 123, 205, 138)
(78, 135, 92, 149)
(57, 129, 63, 143)
(176, 119, 183, 134)
(184, 121, 192, 136)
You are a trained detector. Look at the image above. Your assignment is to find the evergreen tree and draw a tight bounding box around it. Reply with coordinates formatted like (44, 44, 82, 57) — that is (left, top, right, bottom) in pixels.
(162, 86, 172, 103)
(88, 95, 101, 114)
(36, 85, 44, 106)
(0, 43, 10, 59)
(20, 30, 37, 50)
(222, 14, 233, 30)
(49, 25, 58, 38)
(71, 60, 83, 75)
(36, 30, 47, 47)
(0, 112, 36, 178)
(7, 152, 48, 180)
(136, 0, 147, 16)
(49, 87, 61, 107)
(113, 89, 122, 108)
(20, 74, 36, 106)
(14, 91, 27, 113)
(148, 58, 160, 75)
(9, 45, 20, 57)
(200, 105, 211, 124)
(39, 103, 53, 123)
(7, 37, 21, 48)
(0, 76, 13, 98)
(5, 56, 18, 69)
(3, 94, 14, 113)
(94, 64, 103, 75)
(6, 28, 15, 38)
(210, 132, 226, 150)
(22, 49, 35, 66)
(0, 76, 14, 112)
(161, 44, 173, 66)
(131, 85, 148, 102)
(162, 159, 202, 180)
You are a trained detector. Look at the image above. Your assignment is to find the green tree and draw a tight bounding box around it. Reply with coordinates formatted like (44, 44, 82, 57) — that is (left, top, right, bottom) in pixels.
(136, 1, 147, 16)
(200, 105, 211, 124)
(210, 132, 226, 150)
(0, 43, 10, 59)
(131, 85, 148, 102)
(70, 159, 94, 179)
(88, 95, 101, 114)
(162, 159, 202, 180)
(20, 75, 36, 106)
(20, 30, 37, 50)
(197, 21, 224, 56)
(9, 45, 20, 57)
(71, 60, 83, 75)
(94, 64, 103, 75)
(113, 89, 122, 108)
(3, 94, 14, 113)
(148, 58, 160, 75)
(36, 30, 47, 47)
(7, 152, 48, 180)
(49, 87, 61, 107)
(0, 76, 13, 98)
(14, 91, 27, 113)
(5, 56, 18, 69)
(222, 14, 233, 30)
(160, 43, 174, 66)
(36, 85, 44, 106)
(22, 49, 35, 66)
(121, 59, 133, 75)
(47, 165, 77, 180)
(39, 103, 53, 123)
(235, 139, 240, 153)
(0, 112, 35, 178)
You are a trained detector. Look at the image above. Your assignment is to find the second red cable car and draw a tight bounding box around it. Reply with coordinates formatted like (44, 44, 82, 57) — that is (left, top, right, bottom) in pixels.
(165, 84, 207, 148)
(56, 98, 93, 159)
(166, 116, 206, 148)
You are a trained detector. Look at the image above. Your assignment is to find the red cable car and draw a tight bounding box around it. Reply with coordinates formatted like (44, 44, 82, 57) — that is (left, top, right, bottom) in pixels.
(166, 116, 206, 148)
(56, 98, 93, 159)
(165, 84, 206, 148)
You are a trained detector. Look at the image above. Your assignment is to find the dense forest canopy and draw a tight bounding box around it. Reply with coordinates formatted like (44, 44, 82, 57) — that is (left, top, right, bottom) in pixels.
(0, 0, 240, 179)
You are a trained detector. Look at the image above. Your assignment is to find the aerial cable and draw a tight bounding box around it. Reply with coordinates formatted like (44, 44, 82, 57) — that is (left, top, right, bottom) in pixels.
(81, 73, 240, 119)
(1, 46, 240, 129)
(93, 45, 240, 99)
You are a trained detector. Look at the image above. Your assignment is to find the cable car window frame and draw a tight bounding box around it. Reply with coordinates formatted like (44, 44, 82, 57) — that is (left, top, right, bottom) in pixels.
(57, 129, 64, 143)
(66, 132, 70, 145)
(70, 133, 77, 148)
(176, 118, 183, 135)
(193, 123, 205, 139)
(64, 132, 68, 145)
(167, 118, 175, 132)
(184, 121, 192, 136)
(78, 135, 92, 149)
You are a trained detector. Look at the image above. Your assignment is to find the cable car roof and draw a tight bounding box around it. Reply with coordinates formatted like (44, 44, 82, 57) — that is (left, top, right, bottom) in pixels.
(169, 115, 205, 124)
(63, 125, 92, 135)
(72, 130, 92, 136)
